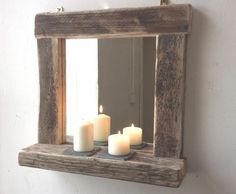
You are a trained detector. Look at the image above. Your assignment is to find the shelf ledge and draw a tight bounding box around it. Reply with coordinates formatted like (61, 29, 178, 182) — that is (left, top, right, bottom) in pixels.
(18, 143, 186, 187)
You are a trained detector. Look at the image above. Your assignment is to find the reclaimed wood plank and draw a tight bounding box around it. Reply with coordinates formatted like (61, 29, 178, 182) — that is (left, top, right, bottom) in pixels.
(18, 143, 186, 187)
(35, 4, 192, 39)
(154, 34, 187, 158)
(38, 38, 66, 144)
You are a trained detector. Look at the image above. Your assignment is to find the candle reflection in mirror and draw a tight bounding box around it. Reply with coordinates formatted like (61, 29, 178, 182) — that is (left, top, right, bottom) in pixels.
(123, 123, 142, 145)
(94, 105, 111, 142)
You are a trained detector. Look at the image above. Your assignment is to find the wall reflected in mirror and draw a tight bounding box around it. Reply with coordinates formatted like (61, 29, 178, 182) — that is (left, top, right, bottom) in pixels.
(66, 37, 156, 143)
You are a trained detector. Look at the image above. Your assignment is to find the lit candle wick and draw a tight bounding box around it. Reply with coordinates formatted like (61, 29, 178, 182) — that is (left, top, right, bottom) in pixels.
(118, 131, 121, 134)
(131, 123, 134, 127)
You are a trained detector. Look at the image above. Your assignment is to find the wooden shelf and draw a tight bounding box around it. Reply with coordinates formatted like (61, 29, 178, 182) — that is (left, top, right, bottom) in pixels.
(18, 143, 186, 187)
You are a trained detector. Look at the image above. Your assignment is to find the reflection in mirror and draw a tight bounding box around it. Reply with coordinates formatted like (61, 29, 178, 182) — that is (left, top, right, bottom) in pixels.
(66, 37, 156, 143)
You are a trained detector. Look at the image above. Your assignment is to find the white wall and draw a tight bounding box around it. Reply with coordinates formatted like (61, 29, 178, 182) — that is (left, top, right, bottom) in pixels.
(0, 0, 236, 194)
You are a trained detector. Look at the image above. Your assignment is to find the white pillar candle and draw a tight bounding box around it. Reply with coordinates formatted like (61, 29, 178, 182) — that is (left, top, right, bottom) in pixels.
(94, 105, 111, 142)
(123, 124, 142, 145)
(108, 131, 130, 156)
(73, 121, 94, 152)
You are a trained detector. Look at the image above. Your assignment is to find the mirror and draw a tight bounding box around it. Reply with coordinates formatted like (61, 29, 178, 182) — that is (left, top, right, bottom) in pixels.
(66, 37, 156, 143)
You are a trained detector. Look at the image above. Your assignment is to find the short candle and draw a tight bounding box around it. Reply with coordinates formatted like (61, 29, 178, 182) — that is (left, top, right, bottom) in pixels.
(108, 131, 130, 156)
(94, 105, 111, 142)
(73, 121, 94, 152)
(123, 124, 142, 145)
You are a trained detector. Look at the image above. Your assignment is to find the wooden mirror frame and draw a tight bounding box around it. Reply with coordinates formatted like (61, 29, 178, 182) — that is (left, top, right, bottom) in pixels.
(19, 4, 192, 187)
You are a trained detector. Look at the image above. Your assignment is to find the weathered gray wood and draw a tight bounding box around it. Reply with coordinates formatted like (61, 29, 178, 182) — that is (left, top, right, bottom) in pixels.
(18, 3, 192, 188)
(154, 34, 187, 158)
(38, 38, 66, 144)
(35, 4, 192, 39)
(19, 143, 186, 187)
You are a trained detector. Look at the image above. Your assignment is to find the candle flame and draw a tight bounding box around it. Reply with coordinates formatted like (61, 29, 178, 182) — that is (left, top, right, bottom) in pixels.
(131, 123, 134, 127)
(99, 105, 103, 113)
(118, 131, 121, 134)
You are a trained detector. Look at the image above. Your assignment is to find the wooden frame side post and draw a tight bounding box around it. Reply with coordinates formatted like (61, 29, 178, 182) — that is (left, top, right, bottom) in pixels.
(38, 38, 66, 144)
(154, 34, 187, 158)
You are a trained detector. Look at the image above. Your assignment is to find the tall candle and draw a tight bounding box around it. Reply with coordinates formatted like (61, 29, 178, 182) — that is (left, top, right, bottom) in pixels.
(94, 105, 111, 142)
(108, 131, 130, 156)
(123, 124, 142, 145)
(73, 121, 94, 152)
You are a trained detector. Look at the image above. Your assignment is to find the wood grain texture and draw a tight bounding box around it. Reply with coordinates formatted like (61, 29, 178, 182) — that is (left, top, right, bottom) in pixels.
(38, 38, 66, 144)
(35, 4, 192, 39)
(154, 34, 187, 158)
(19, 143, 186, 187)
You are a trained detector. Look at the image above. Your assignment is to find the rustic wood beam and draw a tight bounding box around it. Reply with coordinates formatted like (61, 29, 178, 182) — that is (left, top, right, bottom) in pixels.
(38, 38, 66, 144)
(154, 34, 187, 158)
(19, 143, 186, 187)
(35, 4, 192, 39)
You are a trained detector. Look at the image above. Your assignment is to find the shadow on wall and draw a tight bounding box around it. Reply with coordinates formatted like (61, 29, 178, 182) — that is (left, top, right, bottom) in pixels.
(184, 7, 228, 194)
(184, 6, 206, 172)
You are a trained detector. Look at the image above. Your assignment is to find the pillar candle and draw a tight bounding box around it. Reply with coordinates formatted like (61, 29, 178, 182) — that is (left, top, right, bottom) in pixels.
(108, 131, 130, 156)
(94, 105, 111, 142)
(73, 121, 94, 152)
(123, 124, 142, 145)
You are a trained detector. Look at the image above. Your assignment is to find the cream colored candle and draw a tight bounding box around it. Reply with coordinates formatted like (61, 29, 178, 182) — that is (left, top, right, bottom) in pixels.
(73, 121, 94, 152)
(94, 105, 111, 142)
(123, 124, 142, 145)
(108, 131, 130, 156)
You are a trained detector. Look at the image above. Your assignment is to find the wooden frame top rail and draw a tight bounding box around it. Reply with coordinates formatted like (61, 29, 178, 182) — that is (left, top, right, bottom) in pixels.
(35, 4, 192, 39)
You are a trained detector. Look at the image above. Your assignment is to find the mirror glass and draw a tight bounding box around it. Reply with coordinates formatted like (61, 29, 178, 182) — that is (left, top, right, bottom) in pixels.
(66, 37, 156, 143)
